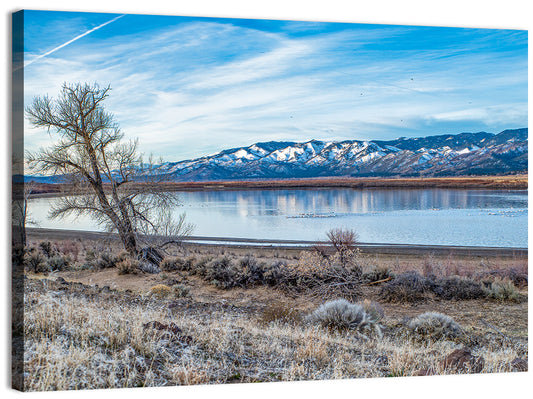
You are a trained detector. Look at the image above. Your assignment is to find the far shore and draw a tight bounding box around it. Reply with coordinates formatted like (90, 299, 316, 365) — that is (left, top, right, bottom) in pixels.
(21, 174, 528, 199)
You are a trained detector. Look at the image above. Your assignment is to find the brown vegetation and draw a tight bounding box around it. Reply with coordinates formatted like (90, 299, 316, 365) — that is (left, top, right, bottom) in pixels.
(19, 233, 528, 391)
(25, 174, 528, 198)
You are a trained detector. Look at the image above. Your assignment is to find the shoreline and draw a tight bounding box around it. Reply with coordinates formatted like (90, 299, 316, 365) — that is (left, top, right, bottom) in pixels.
(22, 174, 528, 198)
(26, 227, 528, 258)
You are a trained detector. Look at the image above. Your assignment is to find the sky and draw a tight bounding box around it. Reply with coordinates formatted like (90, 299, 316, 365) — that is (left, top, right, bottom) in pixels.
(22, 10, 528, 162)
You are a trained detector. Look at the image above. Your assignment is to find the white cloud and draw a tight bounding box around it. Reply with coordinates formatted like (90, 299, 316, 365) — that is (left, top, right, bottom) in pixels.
(23, 16, 527, 162)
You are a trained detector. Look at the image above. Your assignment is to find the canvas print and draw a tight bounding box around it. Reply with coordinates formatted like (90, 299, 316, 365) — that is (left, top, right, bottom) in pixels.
(11, 10, 527, 391)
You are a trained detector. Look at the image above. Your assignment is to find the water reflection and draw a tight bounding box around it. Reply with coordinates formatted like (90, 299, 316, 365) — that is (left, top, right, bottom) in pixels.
(29, 189, 528, 247)
(183, 189, 527, 216)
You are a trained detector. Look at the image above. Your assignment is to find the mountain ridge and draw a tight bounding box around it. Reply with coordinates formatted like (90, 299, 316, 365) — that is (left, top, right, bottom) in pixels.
(25, 128, 528, 183)
(153, 128, 527, 181)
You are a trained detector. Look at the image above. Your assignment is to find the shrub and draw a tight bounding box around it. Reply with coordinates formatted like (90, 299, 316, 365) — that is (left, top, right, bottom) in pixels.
(307, 299, 383, 337)
(361, 265, 393, 284)
(326, 228, 359, 254)
(259, 301, 301, 325)
(380, 271, 431, 303)
(276, 252, 361, 300)
(189, 256, 212, 276)
(501, 266, 528, 288)
(116, 258, 140, 275)
(23, 250, 48, 273)
(46, 255, 71, 271)
(173, 284, 190, 298)
(160, 256, 180, 272)
(408, 312, 464, 341)
(39, 241, 55, 258)
(484, 278, 524, 302)
(58, 240, 80, 261)
(360, 299, 385, 322)
(203, 257, 239, 289)
(150, 284, 172, 298)
(84, 249, 97, 263)
(191, 255, 270, 288)
(477, 266, 528, 289)
(263, 260, 290, 286)
(237, 255, 268, 286)
(432, 276, 486, 300)
(160, 256, 195, 272)
(96, 252, 121, 269)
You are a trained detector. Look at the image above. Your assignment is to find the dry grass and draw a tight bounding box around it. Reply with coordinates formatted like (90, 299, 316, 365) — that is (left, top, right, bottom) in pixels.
(25, 175, 528, 199)
(20, 233, 528, 391)
(22, 276, 527, 391)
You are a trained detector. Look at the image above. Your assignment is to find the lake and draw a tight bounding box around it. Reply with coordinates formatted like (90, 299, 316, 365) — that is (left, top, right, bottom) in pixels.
(28, 188, 528, 248)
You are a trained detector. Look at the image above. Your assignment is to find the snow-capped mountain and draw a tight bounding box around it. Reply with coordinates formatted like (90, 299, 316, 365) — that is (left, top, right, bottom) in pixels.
(24, 128, 527, 183)
(152, 128, 527, 181)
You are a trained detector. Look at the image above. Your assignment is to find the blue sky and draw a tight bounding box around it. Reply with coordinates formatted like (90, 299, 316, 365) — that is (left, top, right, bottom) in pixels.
(22, 10, 528, 162)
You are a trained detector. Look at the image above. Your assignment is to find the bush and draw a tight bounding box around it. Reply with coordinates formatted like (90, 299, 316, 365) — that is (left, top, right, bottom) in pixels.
(46, 255, 71, 271)
(173, 284, 190, 298)
(116, 258, 140, 275)
(380, 271, 431, 303)
(432, 276, 486, 300)
(263, 260, 290, 286)
(85, 249, 97, 263)
(189, 256, 212, 276)
(237, 255, 268, 286)
(360, 299, 385, 322)
(24, 250, 48, 273)
(193, 255, 270, 288)
(160, 256, 181, 272)
(58, 240, 80, 261)
(408, 312, 464, 341)
(484, 278, 524, 302)
(96, 252, 121, 269)
(361, 265, 393, 284)
(501, 266, 528, 288)
(477, 267, 528, 289)
(274, 252, 361, 300)
(259, 301, 301, 325)
(325, 229, 359, 269)
(39, 241, 56, 258)
(203, 257, 239, 288)
(149, 284, 172, 298)
(160, 256, 196, 272)
(307, 299, 383, 337)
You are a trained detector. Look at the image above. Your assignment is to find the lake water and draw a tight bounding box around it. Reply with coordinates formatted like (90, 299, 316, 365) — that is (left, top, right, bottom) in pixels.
(28, 188, 528, 248)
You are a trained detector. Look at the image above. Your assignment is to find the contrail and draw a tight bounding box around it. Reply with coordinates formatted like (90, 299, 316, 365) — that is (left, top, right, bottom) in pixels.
(21, 14, 125, 69)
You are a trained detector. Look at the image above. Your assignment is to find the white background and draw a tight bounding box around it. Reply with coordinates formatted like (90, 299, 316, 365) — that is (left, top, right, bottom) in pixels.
(1, 1, 531, 398)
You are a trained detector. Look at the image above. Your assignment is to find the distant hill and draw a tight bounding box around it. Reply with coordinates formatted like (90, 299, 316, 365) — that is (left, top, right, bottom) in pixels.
(25, 128, 528, 183)
(151, 128, 528, 181)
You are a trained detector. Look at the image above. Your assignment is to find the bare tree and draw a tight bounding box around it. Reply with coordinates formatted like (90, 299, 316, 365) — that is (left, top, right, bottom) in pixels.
(26, 82, 192, 261)
(325, 227, 359, 267)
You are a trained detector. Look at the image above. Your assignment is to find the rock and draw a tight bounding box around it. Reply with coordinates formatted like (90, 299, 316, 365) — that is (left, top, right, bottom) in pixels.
(55, 276, 68, 284)
(439, 349, 484, 373)
(510, 358, 528, 372)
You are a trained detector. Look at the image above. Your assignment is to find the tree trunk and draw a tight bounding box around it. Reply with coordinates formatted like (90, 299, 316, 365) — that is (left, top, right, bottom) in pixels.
(118, 224, 138, 256)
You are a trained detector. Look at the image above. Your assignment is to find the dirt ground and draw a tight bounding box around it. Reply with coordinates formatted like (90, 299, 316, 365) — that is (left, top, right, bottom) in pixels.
(26, 231, 528, 339)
